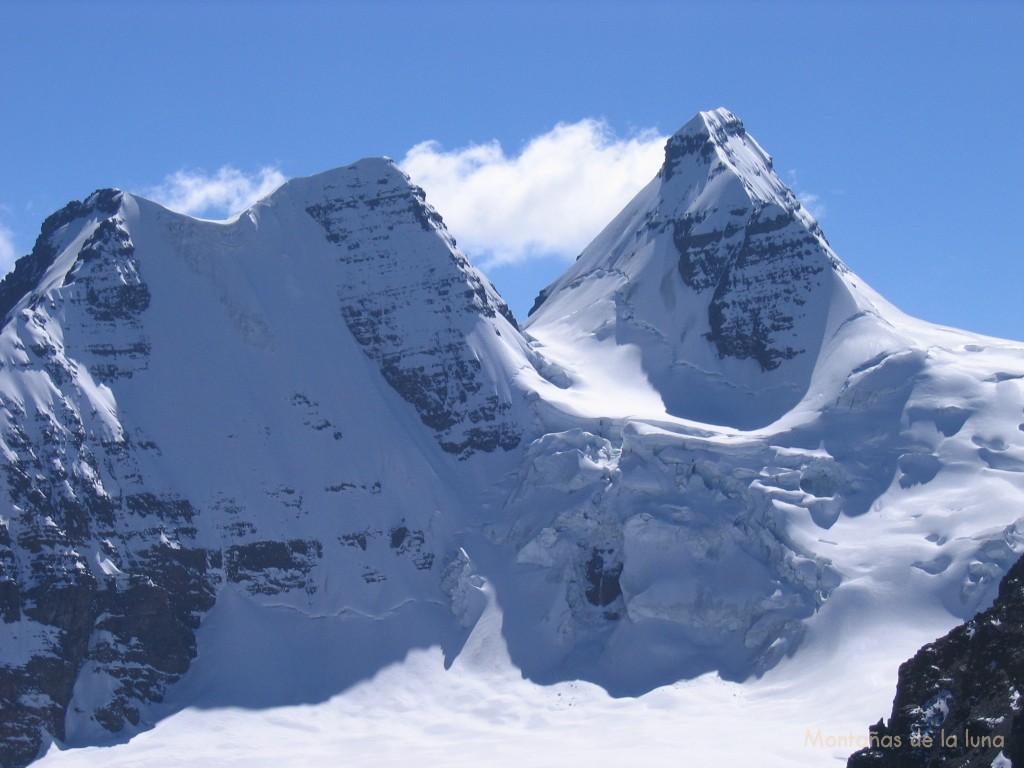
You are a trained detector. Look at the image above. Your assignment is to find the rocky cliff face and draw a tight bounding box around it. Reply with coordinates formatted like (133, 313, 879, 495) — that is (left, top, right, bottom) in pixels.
(848, 554, 1024, 768)
(662, 110, 844, 372)
(0, 189, 210, 766)
(301, 161, 522, 457)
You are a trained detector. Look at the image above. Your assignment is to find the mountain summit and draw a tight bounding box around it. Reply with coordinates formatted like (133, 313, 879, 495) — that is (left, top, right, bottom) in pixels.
(3, 111, 1024, 768)
(0, 159, 538, 766)
(528, 107, 890, 428)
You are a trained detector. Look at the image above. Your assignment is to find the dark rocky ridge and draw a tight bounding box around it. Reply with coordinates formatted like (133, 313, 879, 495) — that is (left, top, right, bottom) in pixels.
(848, 554, 1024, 767)
(660, 108, 743, 183)
(0, 193, 211, 765)
(0, 190, 122, 324)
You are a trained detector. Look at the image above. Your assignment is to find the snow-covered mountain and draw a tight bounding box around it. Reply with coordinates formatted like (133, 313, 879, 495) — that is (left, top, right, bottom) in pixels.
(0, 160, 539, 767)
(3, 109, 1024, 768)
(526, 108, 905, 430)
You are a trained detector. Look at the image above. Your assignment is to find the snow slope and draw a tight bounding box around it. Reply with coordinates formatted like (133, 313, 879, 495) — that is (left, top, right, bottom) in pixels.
(3, 110, 1024, 768)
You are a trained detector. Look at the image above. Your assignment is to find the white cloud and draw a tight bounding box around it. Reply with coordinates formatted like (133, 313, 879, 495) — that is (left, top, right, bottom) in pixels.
(0, 224, 18, 276)
(400, 120, 666, 267)
(796, 191, 826, 221)
(145, 166, 286, 219)
(786, 170, 826, 221)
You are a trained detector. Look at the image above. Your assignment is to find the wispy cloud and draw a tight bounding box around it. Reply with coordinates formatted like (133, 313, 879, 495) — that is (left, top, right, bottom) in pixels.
(0, 223, 18, 276)
(786, 170, 826, 221)
(400, 119, 666, 267)
(145, 166, 286, 219)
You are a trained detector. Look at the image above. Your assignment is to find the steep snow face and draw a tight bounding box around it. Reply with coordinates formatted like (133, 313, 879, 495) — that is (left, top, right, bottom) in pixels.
(0, 162, 537, 768)
(526, 108, 881, 429)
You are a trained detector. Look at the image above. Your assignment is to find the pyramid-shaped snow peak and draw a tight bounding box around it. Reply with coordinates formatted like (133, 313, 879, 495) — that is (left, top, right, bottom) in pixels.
(526, 108, 886, 429)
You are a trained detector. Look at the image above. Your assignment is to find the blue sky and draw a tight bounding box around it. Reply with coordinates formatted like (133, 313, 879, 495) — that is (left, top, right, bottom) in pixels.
(1, 0, 1021, 338)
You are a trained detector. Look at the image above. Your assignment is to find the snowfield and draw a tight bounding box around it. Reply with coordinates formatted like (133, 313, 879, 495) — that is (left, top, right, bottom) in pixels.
(37, 585, 954, 768)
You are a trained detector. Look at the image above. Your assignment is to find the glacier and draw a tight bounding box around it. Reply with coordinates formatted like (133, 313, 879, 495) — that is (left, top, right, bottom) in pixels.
(0, 109, 1022, 767)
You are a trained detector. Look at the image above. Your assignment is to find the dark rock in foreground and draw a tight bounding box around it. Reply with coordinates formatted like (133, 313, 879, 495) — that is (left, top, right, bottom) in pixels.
(848, 555, 1024, 767)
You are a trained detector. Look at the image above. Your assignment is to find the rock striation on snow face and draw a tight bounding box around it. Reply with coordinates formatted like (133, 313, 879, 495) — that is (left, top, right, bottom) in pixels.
(4, 110, 1024, 768)
(301, 160, 522, 456)
(0, 190, 125, 325)
(526, 108, 871, 429)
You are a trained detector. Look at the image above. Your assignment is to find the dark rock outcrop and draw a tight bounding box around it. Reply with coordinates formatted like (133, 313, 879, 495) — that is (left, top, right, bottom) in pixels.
(848, 555, 1024, 767)
(0, 189, 122, 324)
